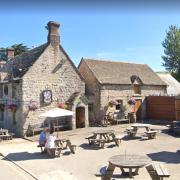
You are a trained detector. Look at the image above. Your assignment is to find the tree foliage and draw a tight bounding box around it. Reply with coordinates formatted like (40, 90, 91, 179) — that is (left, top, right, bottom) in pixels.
(11, 43, 29, 56)
(0, 44, 29, 58)
(162, 25, 180, 82)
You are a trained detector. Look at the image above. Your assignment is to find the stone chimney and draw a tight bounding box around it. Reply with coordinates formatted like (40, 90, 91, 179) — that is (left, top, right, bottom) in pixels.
(47, 21, 60, 46)
(6, 48, 14, 60)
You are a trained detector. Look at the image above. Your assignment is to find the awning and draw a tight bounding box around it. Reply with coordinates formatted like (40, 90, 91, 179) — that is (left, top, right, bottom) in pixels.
(40, 108, 74, 118)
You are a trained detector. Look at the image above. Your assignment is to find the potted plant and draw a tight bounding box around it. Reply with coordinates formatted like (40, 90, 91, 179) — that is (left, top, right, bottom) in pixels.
(57, 103, 67, 109)
(8, 103, 18, 112)
(128, 98, 136, 105)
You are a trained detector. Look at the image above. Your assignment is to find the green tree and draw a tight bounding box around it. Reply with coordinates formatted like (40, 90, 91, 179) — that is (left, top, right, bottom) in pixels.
(162, 25, 180, 82)
(0, 44, 29, 61)
(11, 43, 29, 56)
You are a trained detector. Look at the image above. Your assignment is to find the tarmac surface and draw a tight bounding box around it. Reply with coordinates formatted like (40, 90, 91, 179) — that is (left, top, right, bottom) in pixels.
(0, 123, 180, 180)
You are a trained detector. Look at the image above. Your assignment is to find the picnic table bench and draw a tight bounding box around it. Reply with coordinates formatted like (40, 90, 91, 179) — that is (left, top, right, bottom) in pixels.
(55, 138, 76, 154)
(0, 134, 13, 140)
(89, 139, 106, 148)
(53, 124, 69, 132)
(0, 129, 14, 141)
(47, 147, 62, 158)
(144, 130, 158, 139)
(125, 127, 137, 137)
(37, 144, 45, 152)
(146, 164, 170, 180)
(111, 112, 130, 125)
(115, 118, 130, 124)
(27, 123, 49, 136)
(85, 135, 95, 144)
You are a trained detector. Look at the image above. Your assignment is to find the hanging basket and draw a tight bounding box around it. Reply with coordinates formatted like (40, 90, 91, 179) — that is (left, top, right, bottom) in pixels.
(8, 104, 18, 112)
(57, 103, 67, 109)
(128, 98, 136, 105)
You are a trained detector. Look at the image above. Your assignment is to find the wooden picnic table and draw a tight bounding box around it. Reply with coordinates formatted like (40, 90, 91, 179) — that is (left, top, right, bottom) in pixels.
(104, 154, 151, 179)
(93, 129, 115, 143)
(86, 129, 123, 148)
(55, 138, 76, 153)
(0, 129, 14, 141)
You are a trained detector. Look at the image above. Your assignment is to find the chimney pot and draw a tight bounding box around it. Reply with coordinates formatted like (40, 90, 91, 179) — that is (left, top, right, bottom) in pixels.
(47, 21, 60, 46)
(6, 48, 14, 60)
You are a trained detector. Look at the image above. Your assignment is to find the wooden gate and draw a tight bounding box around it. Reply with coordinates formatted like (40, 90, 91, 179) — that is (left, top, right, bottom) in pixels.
(175, 97, 180, 120)
(146, 96, 176, 121)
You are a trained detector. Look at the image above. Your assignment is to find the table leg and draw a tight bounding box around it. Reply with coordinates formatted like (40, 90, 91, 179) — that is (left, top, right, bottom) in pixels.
(146, 127, 150, 131)
(134, 168, 139, 175)
(129, 168, 133, 178)
(120, 167, 125, 174)
(103, 134, 110, 142)
(103, 163, 115, 180)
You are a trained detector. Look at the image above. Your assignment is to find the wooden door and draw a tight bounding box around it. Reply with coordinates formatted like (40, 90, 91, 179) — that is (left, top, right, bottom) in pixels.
(134, 100, 142, 121)
(76, 107, 85, 128)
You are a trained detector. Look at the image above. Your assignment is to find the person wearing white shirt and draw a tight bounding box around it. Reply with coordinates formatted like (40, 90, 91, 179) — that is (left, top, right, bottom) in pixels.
(45, 129, 56, 149)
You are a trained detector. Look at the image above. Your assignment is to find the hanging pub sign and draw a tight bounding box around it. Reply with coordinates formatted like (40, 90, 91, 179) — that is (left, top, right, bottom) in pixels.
(42, 90, 52, 104)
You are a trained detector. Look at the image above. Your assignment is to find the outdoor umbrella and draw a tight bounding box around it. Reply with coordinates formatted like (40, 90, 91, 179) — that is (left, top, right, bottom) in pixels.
(40, 108, 74, 137)
(40, 108, 74, 117)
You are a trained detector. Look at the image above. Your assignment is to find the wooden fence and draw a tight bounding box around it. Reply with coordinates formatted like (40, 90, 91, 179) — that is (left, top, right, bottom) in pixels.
(146, 96, 180, 121)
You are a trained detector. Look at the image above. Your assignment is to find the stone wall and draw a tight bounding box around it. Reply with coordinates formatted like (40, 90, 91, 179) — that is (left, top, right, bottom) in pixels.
(19, 44, 85, 135)
(78, 60, 101, 123)
(0, 81, 23, 136)
(100, 84, 166, 120)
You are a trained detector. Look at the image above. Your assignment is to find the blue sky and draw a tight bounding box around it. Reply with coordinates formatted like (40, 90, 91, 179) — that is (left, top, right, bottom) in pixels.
(1, 1, 180, 71)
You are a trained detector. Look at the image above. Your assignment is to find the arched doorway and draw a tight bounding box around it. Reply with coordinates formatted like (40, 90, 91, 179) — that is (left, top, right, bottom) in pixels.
(76, 107, 85, 128)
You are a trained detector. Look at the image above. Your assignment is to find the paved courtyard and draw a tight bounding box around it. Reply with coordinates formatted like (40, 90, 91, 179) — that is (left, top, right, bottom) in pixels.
(0, 124, 180, 180)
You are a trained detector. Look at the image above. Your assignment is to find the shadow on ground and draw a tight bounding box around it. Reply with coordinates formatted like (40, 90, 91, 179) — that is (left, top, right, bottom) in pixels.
(3, 152, 51, 161)
(122, 136, 141, 141)
(80, 143, 119, 150)
(161, 129, 180, 138)
(79, 143, 102, 150)
(147, 151, 180, 164)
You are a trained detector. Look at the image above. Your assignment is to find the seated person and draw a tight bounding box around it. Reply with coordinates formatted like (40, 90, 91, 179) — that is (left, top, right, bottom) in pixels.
(45, 129, 56, 156)
(38, 128, 47, 146)
(45, 129, 56, 149)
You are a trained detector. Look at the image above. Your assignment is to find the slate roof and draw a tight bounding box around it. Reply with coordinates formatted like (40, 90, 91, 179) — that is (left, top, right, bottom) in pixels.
(1, 43, 84, 81)
(157, 72, 180, 95)
(80, 58, 166, 86)
(2, 43, 48, 78)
